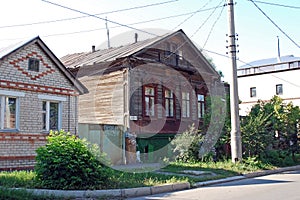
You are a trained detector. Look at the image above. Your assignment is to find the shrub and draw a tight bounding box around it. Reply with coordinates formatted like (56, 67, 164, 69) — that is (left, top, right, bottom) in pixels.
(171, 124, 203, 162)
(35, 130, 109, 190)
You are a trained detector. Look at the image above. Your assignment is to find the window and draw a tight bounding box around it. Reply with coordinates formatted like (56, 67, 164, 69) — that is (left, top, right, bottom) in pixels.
(181, 92, 190, 118)
(144, 86, 155, 117)
(197, 94, 205, 118)
(276, 84, 283, 95)
(28, 58, 40, 72)
(42, 101, 61, 131)
(0, 96, 18, 130)
(164, 89, 174, 117)
(250, 87, 256, 97)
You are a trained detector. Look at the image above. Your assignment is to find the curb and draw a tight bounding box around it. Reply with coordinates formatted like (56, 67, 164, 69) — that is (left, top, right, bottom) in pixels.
(193, 165, 300, 188)
(8, 165, 300, 199)
(19, 182, 190, 199)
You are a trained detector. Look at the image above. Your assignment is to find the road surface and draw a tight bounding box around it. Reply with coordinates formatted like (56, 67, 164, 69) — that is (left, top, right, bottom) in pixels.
(127, 170, 300, 200)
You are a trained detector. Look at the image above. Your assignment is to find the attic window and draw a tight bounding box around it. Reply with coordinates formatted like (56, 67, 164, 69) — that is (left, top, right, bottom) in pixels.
(28, 58, 40, 72)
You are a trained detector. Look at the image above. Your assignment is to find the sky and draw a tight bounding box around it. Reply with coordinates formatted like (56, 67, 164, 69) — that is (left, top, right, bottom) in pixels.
(1, 0, 299, 82)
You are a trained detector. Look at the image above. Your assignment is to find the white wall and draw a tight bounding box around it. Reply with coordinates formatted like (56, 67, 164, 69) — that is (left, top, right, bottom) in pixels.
(238, 69, 300, 115)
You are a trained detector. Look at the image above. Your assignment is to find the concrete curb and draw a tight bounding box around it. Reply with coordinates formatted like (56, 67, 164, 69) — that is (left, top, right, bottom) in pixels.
(192, 176, 245, 188)
(17, 182, 190, 199)
(8, 165, 300, 199)
(192, 165, 300, 188)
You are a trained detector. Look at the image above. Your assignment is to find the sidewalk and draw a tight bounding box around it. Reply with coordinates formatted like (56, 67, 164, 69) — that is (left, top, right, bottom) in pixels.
(11, 165, 300, 199)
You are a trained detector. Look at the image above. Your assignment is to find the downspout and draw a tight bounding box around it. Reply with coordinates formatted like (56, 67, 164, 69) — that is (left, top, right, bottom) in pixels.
(68, 95, 70, 133)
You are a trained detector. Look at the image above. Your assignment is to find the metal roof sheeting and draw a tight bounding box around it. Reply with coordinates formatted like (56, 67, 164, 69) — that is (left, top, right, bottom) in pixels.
(60, 33, 174, 69)
(239, 55, 300, 69)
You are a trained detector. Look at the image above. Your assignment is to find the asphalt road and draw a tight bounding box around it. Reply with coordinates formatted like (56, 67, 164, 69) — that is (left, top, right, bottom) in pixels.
(127, 170, 300, 200)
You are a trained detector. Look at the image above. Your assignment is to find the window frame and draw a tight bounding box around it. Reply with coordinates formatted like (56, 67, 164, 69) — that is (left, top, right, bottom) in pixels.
(42, 101, 62, 131)
(143, 85, 157, 117)
(163, 88, 175, 118)
(38, 94, 65, 132)
(0, 90, 24, 131)
(181, 91, 190, 118)
(197, 94, 205, 119)
(276, 84, 283, 95)
(250, 87, 256, 98)
(28, 57, 40, 72)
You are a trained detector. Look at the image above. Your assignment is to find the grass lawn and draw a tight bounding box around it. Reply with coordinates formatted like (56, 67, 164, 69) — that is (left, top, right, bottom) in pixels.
(0, 160, 293, 199)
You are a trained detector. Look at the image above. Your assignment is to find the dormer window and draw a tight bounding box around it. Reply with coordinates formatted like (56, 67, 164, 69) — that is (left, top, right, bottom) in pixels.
(28, 58, 40, 72)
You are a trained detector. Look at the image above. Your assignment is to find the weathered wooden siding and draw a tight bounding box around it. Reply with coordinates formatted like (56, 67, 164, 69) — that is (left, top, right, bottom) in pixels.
(78, 69, 125, 125)
(129, 62, 208, 135)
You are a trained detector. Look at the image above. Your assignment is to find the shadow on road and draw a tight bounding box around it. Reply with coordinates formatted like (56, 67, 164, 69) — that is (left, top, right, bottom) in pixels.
(209, 178, 292, 187)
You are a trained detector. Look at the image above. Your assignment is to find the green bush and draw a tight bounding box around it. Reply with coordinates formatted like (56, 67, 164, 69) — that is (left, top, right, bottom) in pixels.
(260, 150, 296, 167)
(171, 124, 203, 162)
(35, 130, 109, 190)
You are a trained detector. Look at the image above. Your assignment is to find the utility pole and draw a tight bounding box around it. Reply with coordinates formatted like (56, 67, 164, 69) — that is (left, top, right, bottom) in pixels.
(227, 0, 242, 162)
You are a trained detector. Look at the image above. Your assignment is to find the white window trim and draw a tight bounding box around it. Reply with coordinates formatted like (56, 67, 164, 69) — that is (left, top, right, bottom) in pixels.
(0, 90, 25, 97)
(43, 101, 63, 131)
(38, 94, 66, 102)
(0, 95, 20, 130)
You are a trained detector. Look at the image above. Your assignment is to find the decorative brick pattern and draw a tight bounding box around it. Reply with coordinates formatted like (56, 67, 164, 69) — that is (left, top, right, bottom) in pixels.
(0, 40, 80, 170)
(0, 80, 78, 96)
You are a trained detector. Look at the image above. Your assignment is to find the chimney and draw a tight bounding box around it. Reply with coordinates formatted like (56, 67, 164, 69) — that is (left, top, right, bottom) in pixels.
(134, 33, 138, 43)
(277, 36, 281, 63)
(92, 45, 96, 52)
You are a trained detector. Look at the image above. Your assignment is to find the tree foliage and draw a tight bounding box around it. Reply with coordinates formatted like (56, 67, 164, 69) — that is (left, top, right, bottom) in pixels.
(241, 96, 300, 165)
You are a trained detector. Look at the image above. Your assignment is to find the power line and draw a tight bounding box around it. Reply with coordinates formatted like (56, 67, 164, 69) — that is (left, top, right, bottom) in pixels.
(248, 0, 300, 9)
(202, 2, 225, 49)
(172, 0, 214, 31)
(249, 0, 300, 49)
(190, 0, 225, 38)
(0, 5, 229, 42)
(0, 0, 178, 29)
(40, 0, 159, 37)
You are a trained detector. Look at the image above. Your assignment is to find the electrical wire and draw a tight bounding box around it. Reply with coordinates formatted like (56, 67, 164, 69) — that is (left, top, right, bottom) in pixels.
(40, 0, 159, 37)
(249, 0, 300, 49)
(0, 0, 178, 29)
(172, 0, 214, 31)
(190, 0, 225, 38)
(248, 0, 300, 9)
(0, 5, 226, 42)
(202, 2, 225, 49)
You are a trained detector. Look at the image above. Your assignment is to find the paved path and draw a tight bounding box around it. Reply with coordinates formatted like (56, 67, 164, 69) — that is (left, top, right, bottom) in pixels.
(127, 170, 300, 200)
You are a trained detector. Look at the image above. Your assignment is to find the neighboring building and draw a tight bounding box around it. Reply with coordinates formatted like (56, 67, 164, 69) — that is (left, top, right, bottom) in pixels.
(238, 55, 300, 116)
(61, 30, 222, 164)
(0, 36, 87, 170)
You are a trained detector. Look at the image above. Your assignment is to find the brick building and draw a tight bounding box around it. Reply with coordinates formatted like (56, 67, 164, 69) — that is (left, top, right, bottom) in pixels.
(0, 36, 87, 170)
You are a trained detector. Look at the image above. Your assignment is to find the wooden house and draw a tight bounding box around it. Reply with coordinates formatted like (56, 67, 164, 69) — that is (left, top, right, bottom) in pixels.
(0, 36, 87, 170)
(61, 30, 221, 164)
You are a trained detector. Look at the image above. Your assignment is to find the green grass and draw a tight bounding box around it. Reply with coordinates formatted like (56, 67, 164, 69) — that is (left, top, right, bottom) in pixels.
(0, 160, 293, 199)
(0, 160, 276, 190)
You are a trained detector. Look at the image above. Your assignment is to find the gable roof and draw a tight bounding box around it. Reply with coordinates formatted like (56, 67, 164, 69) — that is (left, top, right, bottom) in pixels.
(239, 55, 300, 69)
(0, 36, 88, 94)
(61, 30, 219, 77)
